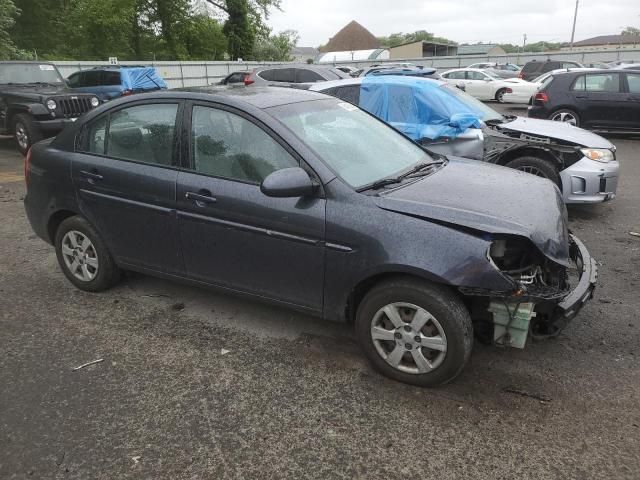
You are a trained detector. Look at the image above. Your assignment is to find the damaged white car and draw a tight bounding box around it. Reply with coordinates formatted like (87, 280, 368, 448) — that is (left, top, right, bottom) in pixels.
(310, 76, 620, 204)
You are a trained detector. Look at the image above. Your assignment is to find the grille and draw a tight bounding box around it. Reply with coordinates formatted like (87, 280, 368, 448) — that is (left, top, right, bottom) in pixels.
(57, 97, 93, 118)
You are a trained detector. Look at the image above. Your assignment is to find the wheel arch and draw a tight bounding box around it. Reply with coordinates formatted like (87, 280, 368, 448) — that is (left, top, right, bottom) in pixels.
(47, 209, 79, 244)
(495, 145, 563, 169)
(344, 269, 457, 324)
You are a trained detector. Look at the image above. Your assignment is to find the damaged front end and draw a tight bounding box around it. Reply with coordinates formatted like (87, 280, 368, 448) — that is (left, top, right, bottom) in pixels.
(462, 234, 597, 349)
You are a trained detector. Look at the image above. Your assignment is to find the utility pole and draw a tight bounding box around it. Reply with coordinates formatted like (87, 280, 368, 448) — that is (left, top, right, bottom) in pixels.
(570, 0, 579, 50)
(523, 33, 527, 53)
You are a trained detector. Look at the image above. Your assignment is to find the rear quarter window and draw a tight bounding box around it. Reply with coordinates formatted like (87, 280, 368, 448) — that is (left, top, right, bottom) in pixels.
(102, 71, 121, 86)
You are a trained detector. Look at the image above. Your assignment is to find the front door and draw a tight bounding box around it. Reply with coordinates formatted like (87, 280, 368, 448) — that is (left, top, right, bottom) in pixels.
(622, 72, 640, 130)
(176, 103, 326, 310)
(465, 71, 493, 100)
(71, 101, 183, 273)
(570, 73, 627, 129)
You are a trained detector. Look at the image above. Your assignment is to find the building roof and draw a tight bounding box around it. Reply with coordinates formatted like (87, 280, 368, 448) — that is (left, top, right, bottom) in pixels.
(457, 44, 503, 55)
(573, 35, 640, 47)
(317, 48, 389, 63)
(390, 39, 457, 49)
(320, 21, 380, 53)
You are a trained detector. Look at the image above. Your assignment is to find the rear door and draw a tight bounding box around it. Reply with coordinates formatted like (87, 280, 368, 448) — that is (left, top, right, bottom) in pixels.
(71, 101, 183, 273)
(622, 72, 640, 129)
(570, 73, 626, 129)
(176, 102, 326, 310)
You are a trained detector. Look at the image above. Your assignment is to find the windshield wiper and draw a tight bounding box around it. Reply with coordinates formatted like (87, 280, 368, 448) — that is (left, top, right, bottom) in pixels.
(360, 161, 443, 192)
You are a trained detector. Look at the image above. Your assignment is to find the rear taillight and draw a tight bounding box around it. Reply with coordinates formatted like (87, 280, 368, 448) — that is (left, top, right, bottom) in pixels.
(24, 147, 32, 188)
(534, 92, 549, 103)
(122, 90, 133, 96)
(518, 72, 524, 79)
(244, 74, 254, 86)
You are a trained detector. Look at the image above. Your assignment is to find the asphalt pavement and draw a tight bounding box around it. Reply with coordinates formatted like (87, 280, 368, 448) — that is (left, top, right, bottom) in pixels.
(1, 104, 639, 479)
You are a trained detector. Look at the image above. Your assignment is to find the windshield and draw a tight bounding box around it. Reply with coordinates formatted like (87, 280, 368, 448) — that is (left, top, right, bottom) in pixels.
(0, 63, 65, 85)
(439, 84, 503, 122)
(272, 99, 434, 189)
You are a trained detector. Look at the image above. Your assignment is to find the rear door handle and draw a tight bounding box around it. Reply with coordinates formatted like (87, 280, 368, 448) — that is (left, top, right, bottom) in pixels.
(79, 170, 103, 183)
(574, 95, 588, 99)
(185, 190, 217, 207)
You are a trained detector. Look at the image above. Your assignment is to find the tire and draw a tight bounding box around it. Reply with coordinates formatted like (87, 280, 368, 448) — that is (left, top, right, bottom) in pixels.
(12, 113, 43, 155)
(355, 278, 473, 387)
(504, 156, 561, 186)
(495, 88, 508, 103)
(548, 108, 580, 127)
(54, 215, 121, 292)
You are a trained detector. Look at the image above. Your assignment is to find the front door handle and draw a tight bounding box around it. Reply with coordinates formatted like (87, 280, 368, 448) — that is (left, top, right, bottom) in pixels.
(574, 95, 588, 99)
(79, 170, 103, 183)
(185, 190, 217, 207)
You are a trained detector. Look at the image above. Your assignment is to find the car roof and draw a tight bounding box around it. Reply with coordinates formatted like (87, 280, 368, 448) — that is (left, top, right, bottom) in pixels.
(308, 76, 447, 91)
(131, 86, 332, 109)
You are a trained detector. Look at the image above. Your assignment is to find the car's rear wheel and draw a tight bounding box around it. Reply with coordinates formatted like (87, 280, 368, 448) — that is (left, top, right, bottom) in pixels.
(355, 278, 473, 387)
(12, 113, 42, 155)
(495, 88, 508, 103)
(505, 156, 561, 186)
(54, 216, 121, 292)
(549, 109, 580, 127)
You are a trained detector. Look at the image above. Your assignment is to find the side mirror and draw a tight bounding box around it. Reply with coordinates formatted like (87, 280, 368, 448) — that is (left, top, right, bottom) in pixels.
(260, 167, 316, 198)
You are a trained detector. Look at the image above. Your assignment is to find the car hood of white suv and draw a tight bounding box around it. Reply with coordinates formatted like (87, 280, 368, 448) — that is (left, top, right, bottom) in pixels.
(495, 116, 614, 149)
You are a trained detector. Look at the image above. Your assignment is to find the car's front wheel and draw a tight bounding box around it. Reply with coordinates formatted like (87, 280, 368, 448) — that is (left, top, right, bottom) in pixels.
(505, 156, 561, 186)
(355, 278, 473, 387)
(54, 215, 121, 292)
(12, 113, 42, 155)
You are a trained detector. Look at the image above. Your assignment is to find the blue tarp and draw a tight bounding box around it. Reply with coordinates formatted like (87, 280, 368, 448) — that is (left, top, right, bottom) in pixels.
(120, 67, 167, 91)
(360, 76, 482, 141)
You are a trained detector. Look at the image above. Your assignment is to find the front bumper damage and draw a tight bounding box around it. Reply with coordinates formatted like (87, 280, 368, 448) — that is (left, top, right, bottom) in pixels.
(462, 234, 597, 348)
(560, 157, 619, 204)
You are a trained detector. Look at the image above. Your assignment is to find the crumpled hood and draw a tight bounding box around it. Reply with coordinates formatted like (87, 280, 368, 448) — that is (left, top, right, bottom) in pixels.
(374, 157, 570, 266)
(497, 116, 614, 149)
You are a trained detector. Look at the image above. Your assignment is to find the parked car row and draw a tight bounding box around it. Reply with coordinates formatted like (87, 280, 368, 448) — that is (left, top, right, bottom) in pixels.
(0, 61, 167, 153)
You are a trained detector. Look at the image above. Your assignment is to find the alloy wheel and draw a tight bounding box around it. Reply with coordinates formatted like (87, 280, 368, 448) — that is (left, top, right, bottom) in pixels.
(551, 111, 577, 126)
(370, 302, 447, 374)
(15, 122, 29, 151)
(61, 230, 99, 281)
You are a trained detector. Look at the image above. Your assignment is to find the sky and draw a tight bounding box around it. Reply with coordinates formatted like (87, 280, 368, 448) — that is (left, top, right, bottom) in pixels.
(267, 0, 640, 47)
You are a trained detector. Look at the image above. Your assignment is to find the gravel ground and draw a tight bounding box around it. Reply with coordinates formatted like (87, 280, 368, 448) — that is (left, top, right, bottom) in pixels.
(1, 106, 639, 479)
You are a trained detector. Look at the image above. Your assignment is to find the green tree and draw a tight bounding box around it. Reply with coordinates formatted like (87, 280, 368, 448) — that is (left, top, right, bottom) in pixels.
(622, 26, 640, 36)
(181, 14, 227, 60)
(377, 30, 456, 48)
(0, 0, 20, 60)
(253, 29, 298, 61)
(11, 0, 68, 58)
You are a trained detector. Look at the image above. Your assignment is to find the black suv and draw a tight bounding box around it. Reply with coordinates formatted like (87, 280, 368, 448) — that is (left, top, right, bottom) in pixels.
(519, 59, 584, 81)
(528, 69, 640, 131)
(0, 61, 100, 154)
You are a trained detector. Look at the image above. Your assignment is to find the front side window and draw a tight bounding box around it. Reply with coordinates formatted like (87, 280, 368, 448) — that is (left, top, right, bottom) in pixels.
(85, 116, 108, 155)
(107, 103, 178, 165)
(273, 100, 435, 189)
(446, 71, 466, 80)
(468, 71, 488, 81)
(573, 74, 620, 93)
(191, 106, 298, 183)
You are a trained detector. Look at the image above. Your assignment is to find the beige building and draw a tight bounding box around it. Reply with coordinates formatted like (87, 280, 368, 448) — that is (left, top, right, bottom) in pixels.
(389, 40, 458, 59)
(561, 34, 640, 52)
(457, 44, 506, 56)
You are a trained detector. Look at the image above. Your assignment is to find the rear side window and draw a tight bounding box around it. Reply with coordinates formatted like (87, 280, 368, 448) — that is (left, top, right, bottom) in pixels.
(572, 74, 620, 93)
(295, 69, 324, 83)
(334, 85, 361, 105)
(225, 72, 246, 84)
(522, 62, 542, 73)
(542, 62, 561, 73)
(626, 73, 640, 93)
(106, 103, 179, 165)
(102, 71, 121, 86)
(83, 70, 103, 87)
(446, 71, 466, 80)
(258, 69, 275, 81)
(272, 68, 295, 82)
